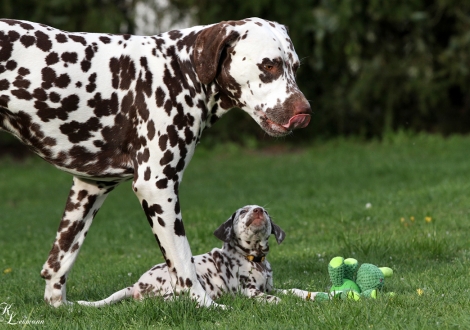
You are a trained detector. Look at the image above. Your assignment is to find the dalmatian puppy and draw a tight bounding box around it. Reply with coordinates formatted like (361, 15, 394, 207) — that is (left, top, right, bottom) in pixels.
(0, 18, 311, 308)
(78, 206, 321, 307)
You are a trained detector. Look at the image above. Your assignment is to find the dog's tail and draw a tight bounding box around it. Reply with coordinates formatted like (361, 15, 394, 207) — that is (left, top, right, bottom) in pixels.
(77, 287, 134, 307)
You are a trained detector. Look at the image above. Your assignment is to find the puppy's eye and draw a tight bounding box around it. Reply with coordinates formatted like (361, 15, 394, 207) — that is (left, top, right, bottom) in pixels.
(293, 63, 299, 73)
(239, 209, 248, 215)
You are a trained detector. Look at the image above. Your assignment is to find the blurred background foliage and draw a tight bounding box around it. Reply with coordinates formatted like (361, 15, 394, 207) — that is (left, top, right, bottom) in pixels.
(1, 0, 137, 33)
(1, 0, 470, 149)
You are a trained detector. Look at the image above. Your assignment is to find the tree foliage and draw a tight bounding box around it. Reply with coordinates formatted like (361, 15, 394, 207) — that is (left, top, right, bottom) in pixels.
(169, 0, 470, 141)
(1, 0, 136, 33)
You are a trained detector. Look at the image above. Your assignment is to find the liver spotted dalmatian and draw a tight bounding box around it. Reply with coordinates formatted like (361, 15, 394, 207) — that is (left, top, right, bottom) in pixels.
(0, 18, 311, 308)
(78, 206, 321, 307)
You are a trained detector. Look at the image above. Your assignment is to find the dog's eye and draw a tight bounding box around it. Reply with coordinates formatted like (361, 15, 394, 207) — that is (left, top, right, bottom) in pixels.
(258, 57, 283, 74)
(239, 209, 248, 215)
(264, 64, 274, 71)
(293, 63, 299, 73)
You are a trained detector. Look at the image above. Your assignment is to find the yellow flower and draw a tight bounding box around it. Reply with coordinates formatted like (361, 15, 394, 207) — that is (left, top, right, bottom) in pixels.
(425, 216, 432, 223)
(3, 268, 12, 274)
(417, 288, 424, 296)
(410, 216, 415, 222)
(400, 217, 405, 223)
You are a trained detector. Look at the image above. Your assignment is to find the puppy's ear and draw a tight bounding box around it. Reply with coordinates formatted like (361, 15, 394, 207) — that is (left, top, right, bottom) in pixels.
(271, 220, 286, 244)
(213, 212, 236, 242)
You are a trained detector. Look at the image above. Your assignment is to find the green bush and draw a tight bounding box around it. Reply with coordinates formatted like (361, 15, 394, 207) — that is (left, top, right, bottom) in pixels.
(1, 0, 136, 34)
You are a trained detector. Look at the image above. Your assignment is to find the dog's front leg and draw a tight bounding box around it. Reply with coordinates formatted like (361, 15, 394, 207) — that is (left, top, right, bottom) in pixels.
(245, 288, 282, 303)
(132, 174, 221, 308)
(277, 288, 324, 301)
(41, 177, 119, 307)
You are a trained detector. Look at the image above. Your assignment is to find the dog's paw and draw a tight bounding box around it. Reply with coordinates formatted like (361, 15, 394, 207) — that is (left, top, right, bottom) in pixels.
(208, 301, 230, 310)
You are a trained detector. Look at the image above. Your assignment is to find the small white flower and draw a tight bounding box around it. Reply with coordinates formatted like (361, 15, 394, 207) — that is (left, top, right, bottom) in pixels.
(365, 203, 372, 209)
(128, 273, 132, 277)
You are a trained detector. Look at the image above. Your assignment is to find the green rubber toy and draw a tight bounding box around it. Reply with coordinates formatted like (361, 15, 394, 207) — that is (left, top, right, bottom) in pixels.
(315, 256, 393, 301)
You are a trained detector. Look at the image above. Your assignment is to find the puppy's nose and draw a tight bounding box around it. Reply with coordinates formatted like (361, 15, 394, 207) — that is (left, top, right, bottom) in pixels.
(246, 207, 265, 227)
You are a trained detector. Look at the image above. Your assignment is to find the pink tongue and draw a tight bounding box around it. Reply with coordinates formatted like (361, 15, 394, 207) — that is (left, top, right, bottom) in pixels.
(282, 114, 311, 130)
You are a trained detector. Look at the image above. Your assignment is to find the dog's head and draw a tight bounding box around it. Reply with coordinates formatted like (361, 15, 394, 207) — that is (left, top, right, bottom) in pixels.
(194, 18, 311, 137)
(213, 205, 285, 257)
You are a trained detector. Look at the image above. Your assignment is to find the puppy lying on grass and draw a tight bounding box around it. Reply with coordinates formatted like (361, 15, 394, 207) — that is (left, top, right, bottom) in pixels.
(78, 205, 320, 307)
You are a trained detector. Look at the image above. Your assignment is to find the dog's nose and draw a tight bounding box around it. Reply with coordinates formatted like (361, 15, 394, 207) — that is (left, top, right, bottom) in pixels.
(246, 207, 266, 227)
(252, 208, 265, 222)
(294, 101, 312, 116)
(282, 95, 312, 131)
(283, 101, 311, 130)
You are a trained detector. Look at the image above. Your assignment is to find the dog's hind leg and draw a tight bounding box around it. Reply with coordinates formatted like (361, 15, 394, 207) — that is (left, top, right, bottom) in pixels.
(40, 177, 119, 307)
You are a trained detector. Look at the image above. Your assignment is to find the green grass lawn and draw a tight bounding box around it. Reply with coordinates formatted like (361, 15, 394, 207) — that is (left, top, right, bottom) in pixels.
(1, 133, 469, 329)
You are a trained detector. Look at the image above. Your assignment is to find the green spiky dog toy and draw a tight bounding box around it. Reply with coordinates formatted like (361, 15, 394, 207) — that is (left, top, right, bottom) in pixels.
(316, 256, 393, 301)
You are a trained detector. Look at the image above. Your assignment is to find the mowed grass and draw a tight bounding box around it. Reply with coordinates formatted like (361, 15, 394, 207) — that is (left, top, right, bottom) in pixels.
(1, 133, 469, 329)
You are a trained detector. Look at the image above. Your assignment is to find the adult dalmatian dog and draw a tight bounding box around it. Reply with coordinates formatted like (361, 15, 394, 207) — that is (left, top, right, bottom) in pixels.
(78, 205, 320, 307)
(0, 17, 311, 308)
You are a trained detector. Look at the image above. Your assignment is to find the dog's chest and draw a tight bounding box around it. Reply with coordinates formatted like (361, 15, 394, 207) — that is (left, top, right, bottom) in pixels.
(194, 248, 271, 296)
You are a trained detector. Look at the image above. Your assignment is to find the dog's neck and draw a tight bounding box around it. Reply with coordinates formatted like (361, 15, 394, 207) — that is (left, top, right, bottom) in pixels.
(200, 83, 232, 129)
(223, 238, 270, 262)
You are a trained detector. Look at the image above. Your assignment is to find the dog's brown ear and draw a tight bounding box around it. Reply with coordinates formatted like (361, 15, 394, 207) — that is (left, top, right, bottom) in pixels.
(213, 212, 236, 242)
(271, 221, 286, 244)
(193, 22, 240, 84)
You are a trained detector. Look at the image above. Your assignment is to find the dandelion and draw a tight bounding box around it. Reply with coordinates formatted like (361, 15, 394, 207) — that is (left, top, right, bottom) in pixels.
(400, 217, 405, 223)
(3, 268, 12, 274)
(410, 216, 415, 222)
(417, 288, 424, 296)
(425, 216, 432, 223)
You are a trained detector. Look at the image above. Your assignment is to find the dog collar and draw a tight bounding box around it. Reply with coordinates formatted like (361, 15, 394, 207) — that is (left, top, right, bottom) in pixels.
(245, 255, 265, 262)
